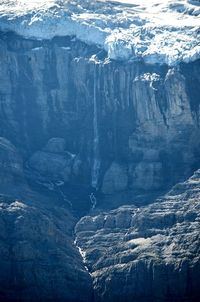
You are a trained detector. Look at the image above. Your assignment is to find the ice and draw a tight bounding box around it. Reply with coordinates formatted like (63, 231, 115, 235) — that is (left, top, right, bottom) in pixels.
(0, 0, 200, 65)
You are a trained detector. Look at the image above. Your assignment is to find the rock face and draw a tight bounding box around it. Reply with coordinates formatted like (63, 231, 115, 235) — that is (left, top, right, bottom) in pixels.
(0, 29, 200, 302)
(102, 162, 128, 194)
(75, 170, 200, 302)
(0, 33, 200, 196)
(0, 197, 93, 302)
(0, 137, 23, 183)
(28, 137, 75, 183)
(0, 137, 27, 198)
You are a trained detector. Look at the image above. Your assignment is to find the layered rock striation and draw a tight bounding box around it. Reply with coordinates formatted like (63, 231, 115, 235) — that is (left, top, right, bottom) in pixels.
(75, 170, 200, 302)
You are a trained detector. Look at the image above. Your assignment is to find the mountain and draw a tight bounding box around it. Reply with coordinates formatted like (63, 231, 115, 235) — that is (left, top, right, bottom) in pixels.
(0, 0, 200, 301)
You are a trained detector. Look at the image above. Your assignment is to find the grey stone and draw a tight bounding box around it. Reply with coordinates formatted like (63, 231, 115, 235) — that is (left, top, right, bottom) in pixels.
(0, 198, 93, 302)
(0, 137, 24, 189)
(102, 162, 128, 194)
(0, 32, 200, 302)
(43, 137, 66, 153)
(75, 170, 200, 302)
(0, 34, 200, 193)
(28, 138, 75, 182)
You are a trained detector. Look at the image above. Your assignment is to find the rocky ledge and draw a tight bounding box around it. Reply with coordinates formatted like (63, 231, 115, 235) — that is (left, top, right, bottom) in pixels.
(75, 170, 200, 302)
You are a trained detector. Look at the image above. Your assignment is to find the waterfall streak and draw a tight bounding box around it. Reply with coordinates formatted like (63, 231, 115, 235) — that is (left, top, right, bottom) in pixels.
(91, 63, 100, 189)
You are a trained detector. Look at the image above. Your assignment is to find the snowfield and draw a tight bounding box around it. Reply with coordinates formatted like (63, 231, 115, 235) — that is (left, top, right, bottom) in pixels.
(0, 0, 200, 65)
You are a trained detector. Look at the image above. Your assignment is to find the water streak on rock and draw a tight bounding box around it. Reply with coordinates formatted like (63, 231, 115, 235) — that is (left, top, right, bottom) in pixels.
(91, 62, 100, 189)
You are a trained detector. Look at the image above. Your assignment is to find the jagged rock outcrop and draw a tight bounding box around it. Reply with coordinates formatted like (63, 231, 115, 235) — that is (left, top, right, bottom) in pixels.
(0, 33, 200, 197)
(75, 170, 200, 302)
(0, 197, 93, 302)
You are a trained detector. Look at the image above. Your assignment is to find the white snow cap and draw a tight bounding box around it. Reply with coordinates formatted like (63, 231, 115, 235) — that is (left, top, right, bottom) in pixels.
(0, 0, 200, 65)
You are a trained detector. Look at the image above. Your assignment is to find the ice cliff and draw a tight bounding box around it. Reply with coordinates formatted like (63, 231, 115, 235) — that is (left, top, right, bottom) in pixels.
(0, 0, 200, 65)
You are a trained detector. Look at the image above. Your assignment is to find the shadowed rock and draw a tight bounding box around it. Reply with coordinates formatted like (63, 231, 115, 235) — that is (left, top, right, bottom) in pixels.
(0, 197, 93, 302)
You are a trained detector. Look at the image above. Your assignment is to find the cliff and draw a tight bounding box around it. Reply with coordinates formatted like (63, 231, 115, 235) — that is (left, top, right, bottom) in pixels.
(0, 33, 200, 201)
(0, 1, 200, 300)
(75, 170, 200, 302)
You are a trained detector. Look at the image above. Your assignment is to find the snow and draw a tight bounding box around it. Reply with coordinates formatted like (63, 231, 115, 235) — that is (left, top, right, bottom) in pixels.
(0, 0, 200, 65)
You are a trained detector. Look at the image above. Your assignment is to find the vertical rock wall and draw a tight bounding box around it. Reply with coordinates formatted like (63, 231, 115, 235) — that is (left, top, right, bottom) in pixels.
(0, 32, 200, 197)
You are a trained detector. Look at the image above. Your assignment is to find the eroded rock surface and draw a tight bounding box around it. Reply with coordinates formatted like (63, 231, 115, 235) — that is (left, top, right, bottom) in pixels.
(0, 137, 23, 183)
(102, 162, 128, 194)
(0, 137, 28, 199)
(75, 170, 200, 302)
(0, 197, 93, 302)
(0, 33, 200, 196)
(0, 28, 200, 302)
(28, 137, 75, 183)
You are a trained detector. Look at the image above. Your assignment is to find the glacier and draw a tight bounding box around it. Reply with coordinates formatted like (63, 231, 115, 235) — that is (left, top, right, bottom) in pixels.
(0, 0, 200, 65)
